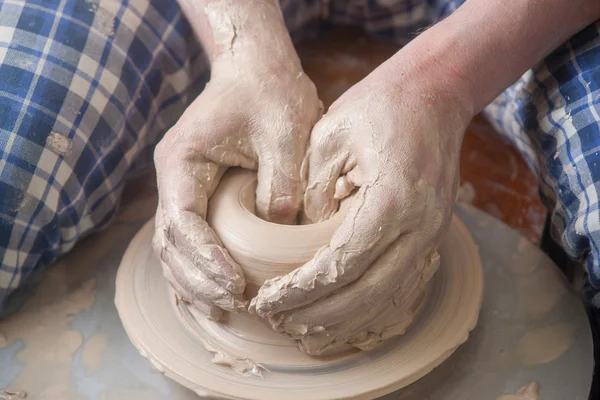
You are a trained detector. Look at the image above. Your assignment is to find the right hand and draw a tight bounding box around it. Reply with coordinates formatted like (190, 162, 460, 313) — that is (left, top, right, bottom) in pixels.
(250, 58, 472, 354)
(152, 50, 323, 320)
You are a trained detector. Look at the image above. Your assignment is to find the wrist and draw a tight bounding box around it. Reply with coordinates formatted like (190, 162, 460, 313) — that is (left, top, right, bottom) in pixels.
(381, 0, 600, 114)
(212, 45, 303, 78)
(183, 0, 301, 68)
(375, 42, 477, 125)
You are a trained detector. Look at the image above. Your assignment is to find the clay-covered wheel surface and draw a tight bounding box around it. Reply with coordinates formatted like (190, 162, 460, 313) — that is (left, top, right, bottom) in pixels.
(115, 208, 483, 399)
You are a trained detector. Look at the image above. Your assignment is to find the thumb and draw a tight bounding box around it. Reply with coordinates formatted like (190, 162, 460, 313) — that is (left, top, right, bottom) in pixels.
(302, 117, 351, 224)
(254, 136, 306, 225)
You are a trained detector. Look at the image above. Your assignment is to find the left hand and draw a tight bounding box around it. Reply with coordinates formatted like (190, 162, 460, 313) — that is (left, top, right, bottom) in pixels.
(250, 62, 474, 355)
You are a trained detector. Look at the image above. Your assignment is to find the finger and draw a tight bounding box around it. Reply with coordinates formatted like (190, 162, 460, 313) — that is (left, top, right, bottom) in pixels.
(156, 205, 226, 321)
(302, 140, 350, 224)
(166, 211, 246, 295)
(271, 233, 423, 332)
(278, 242, 437, 355)
(253, 180, 430, 317)
(338, 271, 427, 351)
(161, 256, 225, 321)
(156, 235, 246, 311)
(254, 125, 308, 225)
(334, 174, 356, 200)
(156, 147, 246, 296)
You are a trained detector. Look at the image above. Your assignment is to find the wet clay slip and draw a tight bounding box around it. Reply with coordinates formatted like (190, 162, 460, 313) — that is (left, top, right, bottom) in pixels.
(207, 170, 439, 356)
(115, 170, 484, 400)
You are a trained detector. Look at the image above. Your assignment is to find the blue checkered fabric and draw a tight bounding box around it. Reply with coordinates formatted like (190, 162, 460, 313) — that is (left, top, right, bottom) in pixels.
(0, 0, 208, 309)
(1, 0, 600, 311)
(484, 21, 600, 306)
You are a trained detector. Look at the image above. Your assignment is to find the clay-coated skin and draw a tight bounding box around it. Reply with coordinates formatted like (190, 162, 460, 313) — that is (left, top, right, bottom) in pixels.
(247, 0, 600, 353)
(208, 170, 435, 355)
(160, 0, 600, 331)
(250, 65, 469, 354)
(153, 0, 323, 317)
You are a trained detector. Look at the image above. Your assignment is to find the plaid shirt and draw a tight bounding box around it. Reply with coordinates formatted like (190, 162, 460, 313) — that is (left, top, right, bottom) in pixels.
(1, 0, 600, 311)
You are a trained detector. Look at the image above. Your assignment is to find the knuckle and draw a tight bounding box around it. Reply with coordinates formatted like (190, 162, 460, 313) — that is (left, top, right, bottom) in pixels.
(155, 127, 202, 166)
(311, 115, 347, 153)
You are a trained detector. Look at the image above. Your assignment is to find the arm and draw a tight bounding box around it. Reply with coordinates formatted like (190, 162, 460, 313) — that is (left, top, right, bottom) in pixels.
(155, 0, 323, 320)
(251, 0, 600, 354)
(176, 0, 301, 67)
(383, 0, 600, 112)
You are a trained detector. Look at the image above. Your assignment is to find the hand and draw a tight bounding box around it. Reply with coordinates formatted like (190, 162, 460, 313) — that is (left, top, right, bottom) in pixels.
(250, 63, 474, 355)
(153, 49, 323, 320)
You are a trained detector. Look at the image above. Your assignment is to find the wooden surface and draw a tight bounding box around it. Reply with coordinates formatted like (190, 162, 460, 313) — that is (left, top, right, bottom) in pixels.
(122, 30, 546, 244)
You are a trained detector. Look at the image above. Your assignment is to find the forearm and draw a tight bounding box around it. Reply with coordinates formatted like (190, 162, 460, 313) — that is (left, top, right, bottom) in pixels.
(176, 0, 300, 67)
(384, 0, 600, 113)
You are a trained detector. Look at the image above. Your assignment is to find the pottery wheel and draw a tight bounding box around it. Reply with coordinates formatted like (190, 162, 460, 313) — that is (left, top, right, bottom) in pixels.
(115, 208, 483, 400)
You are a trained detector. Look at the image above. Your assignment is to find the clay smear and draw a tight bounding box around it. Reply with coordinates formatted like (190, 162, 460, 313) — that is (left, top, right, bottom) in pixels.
(46, 132, 72, 156)
(182, 304, 266, 377)
(0, 273, 95, 399)
(518, 324, 575, 365)
(496, 382, 540, 400)
(81, 333, 108, 373)
(0, 390, 27, 400)
(204, 341, 266, 377)
(85, 0, 115, 38)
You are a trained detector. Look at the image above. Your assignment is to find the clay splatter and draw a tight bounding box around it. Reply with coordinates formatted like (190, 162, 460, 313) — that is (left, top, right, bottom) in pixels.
(46, 132, 72, 156)
(0, 389, 27, 400)
(0, 277, 95, 398)
(518, 324, 575, 365)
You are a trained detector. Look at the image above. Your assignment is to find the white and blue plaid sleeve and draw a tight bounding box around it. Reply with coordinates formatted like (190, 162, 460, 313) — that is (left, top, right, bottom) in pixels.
(2, 0, 600, 313)
(0, 0, 326, 310)
(0, 0, 208, 309)
(483, 21, 600, 307)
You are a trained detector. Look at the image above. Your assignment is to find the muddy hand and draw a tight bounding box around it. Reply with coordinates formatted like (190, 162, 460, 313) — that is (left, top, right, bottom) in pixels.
(251, 58, 473, 354)
(154, 0, 323, 320)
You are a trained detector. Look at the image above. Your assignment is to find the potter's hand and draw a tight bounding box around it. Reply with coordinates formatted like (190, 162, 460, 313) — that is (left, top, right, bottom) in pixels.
(154, 0, 323, 320)
(251, 61, 474, 354)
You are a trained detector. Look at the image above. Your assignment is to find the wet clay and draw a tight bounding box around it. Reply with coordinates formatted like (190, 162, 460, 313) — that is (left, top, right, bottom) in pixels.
(115, 199, 484, 400)
(496, 382, 540, 400)
(206, 170, 435, 355)
(206, 169, 349, 298)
